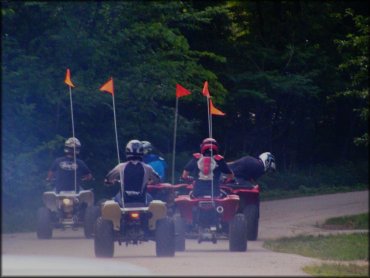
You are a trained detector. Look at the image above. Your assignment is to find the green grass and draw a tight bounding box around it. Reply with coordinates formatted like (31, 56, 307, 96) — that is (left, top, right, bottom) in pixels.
(263, 233, 369, 261)
(321, 213, 368, 230)
(264, 213, 369, 277)
(303, 263, 369, 277)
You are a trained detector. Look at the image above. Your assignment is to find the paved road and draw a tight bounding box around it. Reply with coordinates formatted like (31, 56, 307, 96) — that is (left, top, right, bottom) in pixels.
(2, 190, 368, 276)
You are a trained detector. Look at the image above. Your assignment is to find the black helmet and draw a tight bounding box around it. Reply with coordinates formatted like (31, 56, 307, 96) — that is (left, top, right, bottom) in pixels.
(126, 139, 144, 159)
(200, 137, 219, 154)
(64, 137, 81, 155)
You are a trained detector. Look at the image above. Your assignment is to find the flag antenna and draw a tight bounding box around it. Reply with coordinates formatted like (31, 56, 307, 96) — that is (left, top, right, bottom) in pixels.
(172, 84, 192, 184)
(65, 69, 78, 193)
(100, 77, 120, 164)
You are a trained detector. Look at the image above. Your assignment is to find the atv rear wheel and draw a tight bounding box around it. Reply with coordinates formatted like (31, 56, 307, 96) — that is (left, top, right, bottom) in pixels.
(174, 213, 186, 251)
(94, 217, 114, 257)
(229, 213, 247, 252)
(84, 205, 100, 238)
(36, 207, 52, 239)
(155, 217, 175, 257)
(243, 204, 259, 240)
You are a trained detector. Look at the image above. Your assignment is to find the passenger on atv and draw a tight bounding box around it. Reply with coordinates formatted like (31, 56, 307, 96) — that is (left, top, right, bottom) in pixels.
(142, 140, 168, 182)
(104, 139, 160, 207)
(181, 137, 235, 198)
(227, 152, 276, 185)
(46, 137, 93, 193)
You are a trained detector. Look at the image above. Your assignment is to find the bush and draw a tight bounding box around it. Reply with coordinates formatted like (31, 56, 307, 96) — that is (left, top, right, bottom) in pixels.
(259, 160, 368, 191)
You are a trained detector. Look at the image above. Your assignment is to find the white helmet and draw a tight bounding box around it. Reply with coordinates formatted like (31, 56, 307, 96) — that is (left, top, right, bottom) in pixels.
(126, 139, 144, 159)
(141, 141, 153, 154)
(259, 152, 276, 172)
(64, 137, 81, 154)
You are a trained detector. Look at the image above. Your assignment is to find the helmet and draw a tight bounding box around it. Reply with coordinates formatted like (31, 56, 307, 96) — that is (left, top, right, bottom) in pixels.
(141, 141, 153, 154)
(64, 137, 81, 155)
(126, 139, 144, 159)
(200, 137, 219, 154)
(259, 152, 276, 172)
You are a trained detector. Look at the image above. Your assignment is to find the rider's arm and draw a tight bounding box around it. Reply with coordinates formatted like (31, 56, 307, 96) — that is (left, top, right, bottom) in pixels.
(219, 159, 235, 182)
(46, 170, 54, 181)
(82, 173, 93, 181)
(144, 162, 161, 185)
(78, 160, 93, 181)
(181, 170, 190, 180)
(181, 158, 197, 180)
(104, 164, 122, 185)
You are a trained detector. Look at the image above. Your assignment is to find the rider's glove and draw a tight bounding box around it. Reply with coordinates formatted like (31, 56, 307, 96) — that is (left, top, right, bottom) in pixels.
(225, 177, 236, 184)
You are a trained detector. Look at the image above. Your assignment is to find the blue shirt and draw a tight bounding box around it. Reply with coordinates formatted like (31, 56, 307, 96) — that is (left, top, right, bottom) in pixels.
(143, 154, 167, 182)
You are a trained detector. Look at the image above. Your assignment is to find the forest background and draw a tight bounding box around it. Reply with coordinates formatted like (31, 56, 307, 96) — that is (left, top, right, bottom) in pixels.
(2, 1, 368, 231)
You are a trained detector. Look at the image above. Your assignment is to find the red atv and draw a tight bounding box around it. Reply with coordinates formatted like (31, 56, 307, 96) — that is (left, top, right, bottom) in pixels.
(220, 179, 260, 240)
(173, 181, 247, 252)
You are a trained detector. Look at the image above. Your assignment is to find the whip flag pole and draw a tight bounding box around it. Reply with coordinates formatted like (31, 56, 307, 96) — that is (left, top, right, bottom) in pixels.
(64, 68, 78, 192)
(202, 81, 226, 201)
(100, 77, 120, 164)
(172, 84, 192, 184)
(202, 81, 212, 138)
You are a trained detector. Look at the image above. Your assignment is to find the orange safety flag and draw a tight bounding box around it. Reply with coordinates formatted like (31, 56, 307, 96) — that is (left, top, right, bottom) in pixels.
(100, 77, 114, 95)
(64, 68, 75, 88)
(202, 81, 210, 97)
(210, 99, 226, 116)
(176, 83, 191, 98)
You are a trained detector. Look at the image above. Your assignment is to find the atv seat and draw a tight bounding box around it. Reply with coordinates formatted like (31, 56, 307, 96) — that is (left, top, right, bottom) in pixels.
(124, 202, 147, 208)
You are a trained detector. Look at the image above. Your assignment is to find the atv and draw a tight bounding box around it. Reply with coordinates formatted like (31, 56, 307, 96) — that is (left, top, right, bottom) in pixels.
(94, 186, 176, 258)
(37, 188, 100, 239)
(174, 185, 247, 252)
(220, 178, 260, 240)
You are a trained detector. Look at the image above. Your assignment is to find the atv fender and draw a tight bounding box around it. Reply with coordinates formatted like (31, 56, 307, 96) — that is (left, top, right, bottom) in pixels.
(148, 200, 167, 230)
(42, 192, 59, 212)
(101, 200, 122, 231)
(79, 190, 94, 207)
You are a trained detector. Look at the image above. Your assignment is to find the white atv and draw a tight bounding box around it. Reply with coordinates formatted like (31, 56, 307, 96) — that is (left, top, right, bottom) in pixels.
(37, 189, 100, 239)
(94, 198, 176, 258)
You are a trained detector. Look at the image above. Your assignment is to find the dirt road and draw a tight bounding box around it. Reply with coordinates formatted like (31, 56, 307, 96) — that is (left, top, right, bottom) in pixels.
(2, 190, 368, 276)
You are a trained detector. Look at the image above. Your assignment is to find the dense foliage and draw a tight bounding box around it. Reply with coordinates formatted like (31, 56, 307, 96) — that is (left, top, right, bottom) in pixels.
(1, 1, 368, 231)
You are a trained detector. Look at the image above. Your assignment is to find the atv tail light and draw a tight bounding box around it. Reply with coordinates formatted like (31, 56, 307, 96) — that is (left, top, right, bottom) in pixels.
(129, 212, 140, 219)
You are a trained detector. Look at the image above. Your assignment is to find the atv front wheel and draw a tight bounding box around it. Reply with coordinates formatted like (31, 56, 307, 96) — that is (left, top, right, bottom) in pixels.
(36, 207, 52, 239)
(155, 217, 175, 257)
(229, 213, 247, 252)
(94, 217, 114, 257)
(243, 204, 259, 240)
(84, 205, 100, 238)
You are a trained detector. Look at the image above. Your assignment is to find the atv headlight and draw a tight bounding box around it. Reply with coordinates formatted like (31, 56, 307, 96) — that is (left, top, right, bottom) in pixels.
(62, 198, 74, 213)
(62, 198, 73, 206)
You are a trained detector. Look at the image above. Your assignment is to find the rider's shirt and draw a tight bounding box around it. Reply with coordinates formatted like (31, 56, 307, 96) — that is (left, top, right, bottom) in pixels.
(184, 153, 232, 184)
(143, 154, 167, 182)
(49, 156, 91, 191)
(197, 155, 217, 180)
(227, 156, 265, 181)
(105, 160, 160, 203)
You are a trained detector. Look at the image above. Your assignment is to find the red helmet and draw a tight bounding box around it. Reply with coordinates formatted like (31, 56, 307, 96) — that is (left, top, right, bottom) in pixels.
(200, 137, 219, 154)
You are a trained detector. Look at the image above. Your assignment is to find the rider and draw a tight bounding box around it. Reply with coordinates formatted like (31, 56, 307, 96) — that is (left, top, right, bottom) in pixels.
(227, 152, 276, 184)
(46, 137, 93, 193)
(181, 138, 234, 197)
(142, 140, 167, 182)
(104, 139, 160, 207)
